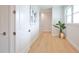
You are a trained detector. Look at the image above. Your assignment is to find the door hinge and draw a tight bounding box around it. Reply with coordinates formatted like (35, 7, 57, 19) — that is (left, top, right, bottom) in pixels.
(13, 10, 16, 14)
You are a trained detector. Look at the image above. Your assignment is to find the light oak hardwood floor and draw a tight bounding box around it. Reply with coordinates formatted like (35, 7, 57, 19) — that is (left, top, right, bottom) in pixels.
(29, 32, 78, 53)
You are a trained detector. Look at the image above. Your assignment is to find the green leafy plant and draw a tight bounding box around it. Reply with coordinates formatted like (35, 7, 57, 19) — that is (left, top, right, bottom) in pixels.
(53, 21, 66, 33)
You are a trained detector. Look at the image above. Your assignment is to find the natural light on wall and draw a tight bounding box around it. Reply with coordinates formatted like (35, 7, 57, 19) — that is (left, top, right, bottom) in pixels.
(41, 13, 45, 19)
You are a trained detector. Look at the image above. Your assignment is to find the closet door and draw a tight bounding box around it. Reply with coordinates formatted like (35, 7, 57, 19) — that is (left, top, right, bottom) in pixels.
(0, 6, 9, 52)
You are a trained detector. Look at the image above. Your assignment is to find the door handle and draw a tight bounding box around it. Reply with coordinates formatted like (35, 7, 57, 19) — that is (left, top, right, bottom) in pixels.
(0, 32, 6, 36)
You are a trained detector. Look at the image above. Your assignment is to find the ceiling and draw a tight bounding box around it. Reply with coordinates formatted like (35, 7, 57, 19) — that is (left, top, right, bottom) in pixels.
(38, 5, 53, 9)
(37, 5, 65, 10)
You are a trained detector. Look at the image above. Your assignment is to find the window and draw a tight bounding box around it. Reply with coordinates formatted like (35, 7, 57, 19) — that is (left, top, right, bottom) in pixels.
(66, 7, 72, 23)
(65, 5, 79, 24)
(73, 5, 79, 13)
(67, 7, 72, 15)
(66, 16, 72, 23)
(73, 6, 79, 23)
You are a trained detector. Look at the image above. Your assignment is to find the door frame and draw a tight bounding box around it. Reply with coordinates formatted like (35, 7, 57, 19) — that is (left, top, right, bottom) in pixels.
(9, 5, 16, 53)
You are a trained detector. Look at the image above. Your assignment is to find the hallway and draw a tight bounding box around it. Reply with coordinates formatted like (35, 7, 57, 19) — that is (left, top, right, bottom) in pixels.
(29, 32, 77, 53)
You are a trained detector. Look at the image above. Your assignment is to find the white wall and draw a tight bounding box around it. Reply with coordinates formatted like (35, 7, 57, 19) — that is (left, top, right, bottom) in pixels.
(66, 24, 79, 51)
(28, 6, 40, 52)
(16, 5, 39, 53)
(63, 6, 79, 51)
(52, 6, 64, 36)
(40, 8, 52, 32)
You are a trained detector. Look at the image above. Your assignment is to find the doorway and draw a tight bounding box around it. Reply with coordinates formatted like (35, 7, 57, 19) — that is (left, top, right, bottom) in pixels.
(39, 8, 52, 33)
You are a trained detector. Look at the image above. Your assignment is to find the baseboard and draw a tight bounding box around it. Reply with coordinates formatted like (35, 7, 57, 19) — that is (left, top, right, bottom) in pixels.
(25, 32, 39, 53)
(66, 37, 79, 52)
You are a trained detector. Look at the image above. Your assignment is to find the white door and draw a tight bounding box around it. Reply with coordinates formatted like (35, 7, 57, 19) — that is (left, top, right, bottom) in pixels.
(40, 8, 52, 32)
(0, 6, 10, 52)
(16, 5, 31, 52)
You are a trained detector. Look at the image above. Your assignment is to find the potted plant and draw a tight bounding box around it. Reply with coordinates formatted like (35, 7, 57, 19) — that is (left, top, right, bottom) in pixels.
(53, 21, 66, 39)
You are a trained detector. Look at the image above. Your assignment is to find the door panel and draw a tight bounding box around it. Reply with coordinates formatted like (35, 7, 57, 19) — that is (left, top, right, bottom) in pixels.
(0, 6, 9, 52)
(9, 5, 16, 52)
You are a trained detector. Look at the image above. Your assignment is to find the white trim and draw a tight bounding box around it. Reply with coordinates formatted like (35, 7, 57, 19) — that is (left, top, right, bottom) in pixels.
(25, 32, 40, 53)
(9, 5, 15, 53)
(8, 5, 10, 53)
(66, 37, 79, 52)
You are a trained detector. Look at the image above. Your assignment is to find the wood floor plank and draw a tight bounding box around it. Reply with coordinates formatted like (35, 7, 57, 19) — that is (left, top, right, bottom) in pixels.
(29, 32, 78, 53)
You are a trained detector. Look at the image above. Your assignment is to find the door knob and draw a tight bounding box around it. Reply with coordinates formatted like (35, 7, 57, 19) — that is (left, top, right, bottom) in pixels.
(13, 32, 16, 35)
(0, 32, 6, 36)
(3, 32, 6, 36)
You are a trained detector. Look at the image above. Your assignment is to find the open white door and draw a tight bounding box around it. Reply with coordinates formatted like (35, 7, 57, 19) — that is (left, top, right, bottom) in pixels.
(0, 6, 10, 52)
(16, 5, 31, 52)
